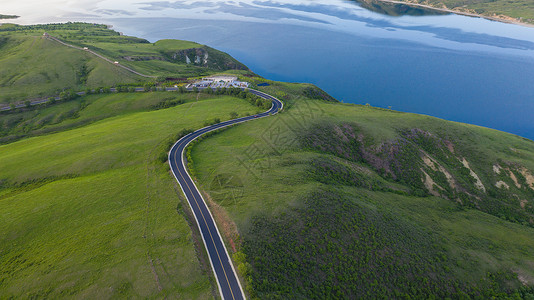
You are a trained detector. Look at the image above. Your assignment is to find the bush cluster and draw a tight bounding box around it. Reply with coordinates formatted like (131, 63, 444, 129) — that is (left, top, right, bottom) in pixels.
(243, 189, 533, 299)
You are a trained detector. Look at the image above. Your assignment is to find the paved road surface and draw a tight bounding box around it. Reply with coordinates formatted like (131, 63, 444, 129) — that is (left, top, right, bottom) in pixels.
(168, 89, 282, 300)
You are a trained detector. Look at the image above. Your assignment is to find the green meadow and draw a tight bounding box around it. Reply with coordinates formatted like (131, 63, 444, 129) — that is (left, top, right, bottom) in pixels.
(0, 22, 250, 104)
(0, 34, 141, 103)
(0, 92, 222, 144)
(0, 92, 261, 298)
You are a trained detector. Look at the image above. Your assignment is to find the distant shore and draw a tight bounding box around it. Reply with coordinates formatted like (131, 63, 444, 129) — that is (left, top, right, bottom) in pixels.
(375, 0, 534, 28)
(0, 14, 19, 20)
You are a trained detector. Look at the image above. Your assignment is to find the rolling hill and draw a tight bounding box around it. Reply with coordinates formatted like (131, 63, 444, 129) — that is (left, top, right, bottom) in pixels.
(1, 23, 534, 299)
(190, 80, 534, 298)
(0, 91, 264, 298)
(0, 22, 250, 105)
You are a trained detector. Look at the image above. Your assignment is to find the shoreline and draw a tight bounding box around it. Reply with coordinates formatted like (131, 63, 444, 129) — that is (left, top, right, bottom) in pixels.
(373, 0, 534, 28)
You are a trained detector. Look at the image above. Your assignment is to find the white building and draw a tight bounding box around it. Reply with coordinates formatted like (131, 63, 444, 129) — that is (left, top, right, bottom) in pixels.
(202, 75, 237, 82)
(189, 75, 249, 89)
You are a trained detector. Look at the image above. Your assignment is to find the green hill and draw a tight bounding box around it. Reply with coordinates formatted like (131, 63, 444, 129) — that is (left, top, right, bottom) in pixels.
(0, 33, 141, 103)
(190, 80, 534, 298)
(0, 91, 263, 298)
(0, 23, 250, 104)
(1, 23, 534, 299)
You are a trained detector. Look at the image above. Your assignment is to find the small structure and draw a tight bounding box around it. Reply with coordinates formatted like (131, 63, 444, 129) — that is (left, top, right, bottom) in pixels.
(43, 32, 49, 38)
(114, 61, 119, 64)
(229, 81, 249, 88)
(203, 75, 237, 82)
(189, 77, 249, 89)
(190, 80, 212, 88)
(83, 47, 89, 50)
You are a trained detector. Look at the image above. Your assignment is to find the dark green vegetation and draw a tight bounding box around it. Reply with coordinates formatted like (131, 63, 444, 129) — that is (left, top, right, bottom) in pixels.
(300, 123, 534, 225)
(0, 22, 250, 104)
(0, 14, 19, 19)
(358, 0, 534, 23)
(190, 80, 534, 298)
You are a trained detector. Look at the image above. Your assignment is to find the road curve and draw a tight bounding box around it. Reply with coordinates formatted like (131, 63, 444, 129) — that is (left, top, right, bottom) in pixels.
(168, 89, 282, 300)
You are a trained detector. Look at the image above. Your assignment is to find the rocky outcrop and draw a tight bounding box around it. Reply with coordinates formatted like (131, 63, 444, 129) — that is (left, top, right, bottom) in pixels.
(299, 122, 534, 225)
(169, 47, 247, 70)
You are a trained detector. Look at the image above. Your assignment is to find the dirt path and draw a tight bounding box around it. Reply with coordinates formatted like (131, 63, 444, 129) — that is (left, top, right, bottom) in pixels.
(46, 35, 157, 78)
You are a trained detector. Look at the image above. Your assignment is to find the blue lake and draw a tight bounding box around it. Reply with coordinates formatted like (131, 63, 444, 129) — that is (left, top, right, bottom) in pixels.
(4, 0, 534, 139)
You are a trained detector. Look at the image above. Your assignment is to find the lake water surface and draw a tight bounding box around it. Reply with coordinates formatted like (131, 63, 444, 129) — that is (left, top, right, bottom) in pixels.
(3, 0, 534, 139)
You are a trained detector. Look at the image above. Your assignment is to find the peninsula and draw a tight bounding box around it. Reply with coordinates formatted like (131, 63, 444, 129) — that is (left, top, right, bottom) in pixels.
(356, 0, 534, 26)
(0, 14, 19, 19)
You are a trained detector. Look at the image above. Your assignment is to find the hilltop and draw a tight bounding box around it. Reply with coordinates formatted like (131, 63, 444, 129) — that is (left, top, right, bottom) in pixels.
(0, 22, 249, 104)
(1, 23, 534, 298)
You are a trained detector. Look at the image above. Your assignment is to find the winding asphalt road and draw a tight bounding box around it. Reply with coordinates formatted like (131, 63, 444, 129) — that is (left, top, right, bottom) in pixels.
(168, 89, 282, 300)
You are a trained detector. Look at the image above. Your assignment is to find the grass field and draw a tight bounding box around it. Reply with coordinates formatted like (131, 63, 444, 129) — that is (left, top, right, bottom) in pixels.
(0, 91, 224, 144)
(189, 81, 534, 298)
(0, 23, 251, 104)
(67, 37, 249, 77)
(0, 34, 142, 103)
(0, 92, 262, 298)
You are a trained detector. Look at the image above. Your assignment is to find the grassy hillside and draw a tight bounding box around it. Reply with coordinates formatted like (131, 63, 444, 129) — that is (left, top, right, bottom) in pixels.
(421, 0, 534, 22)
(0, 33, 141, 103)
(357, 0, 534, 24)
(0, 91, 218, 144)
(0, 92, 263, 298)
(189, 80, 534, 298)
(0, 23, 251, 104)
